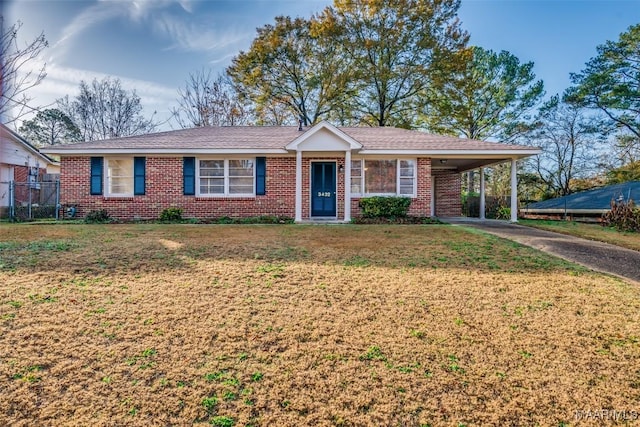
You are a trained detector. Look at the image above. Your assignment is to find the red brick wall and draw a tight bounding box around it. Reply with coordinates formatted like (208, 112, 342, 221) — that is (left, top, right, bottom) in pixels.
(60, 156, 296, 220)
(434, 170, 462, 217)
(59, 156, 460, 220)
(351, 158, 433, 217)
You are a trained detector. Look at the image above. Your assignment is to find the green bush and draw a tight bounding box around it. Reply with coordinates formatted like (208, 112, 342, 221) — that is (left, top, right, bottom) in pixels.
(495, 206, 511, 220)
(159, 207, 183, 222)
(358, 196, 411, 218)
(84, 209, 111, 223)
(602, 199, 640, 232)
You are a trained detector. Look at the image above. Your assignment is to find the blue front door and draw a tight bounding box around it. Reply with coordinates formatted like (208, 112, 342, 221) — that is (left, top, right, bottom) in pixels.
(311, 162, 336, 217)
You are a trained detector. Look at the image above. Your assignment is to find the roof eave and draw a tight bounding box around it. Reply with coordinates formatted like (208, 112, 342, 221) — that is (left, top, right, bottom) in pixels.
(358, 149, 541, 157)
(40, 148, 291, 155)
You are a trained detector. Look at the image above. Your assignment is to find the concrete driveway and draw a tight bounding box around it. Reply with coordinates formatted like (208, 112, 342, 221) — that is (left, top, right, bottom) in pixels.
(443, 218, 640, 284)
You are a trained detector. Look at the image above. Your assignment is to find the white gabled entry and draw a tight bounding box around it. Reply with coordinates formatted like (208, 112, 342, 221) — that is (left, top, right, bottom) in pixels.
(286, 121, 362, 222)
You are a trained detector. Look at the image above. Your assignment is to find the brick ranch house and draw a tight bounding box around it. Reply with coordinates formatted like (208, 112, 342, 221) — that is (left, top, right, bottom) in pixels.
(41, 121, 540, 222)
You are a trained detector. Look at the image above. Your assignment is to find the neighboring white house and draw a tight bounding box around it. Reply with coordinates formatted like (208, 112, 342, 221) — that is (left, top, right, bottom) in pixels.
(0, 123, 58, 209)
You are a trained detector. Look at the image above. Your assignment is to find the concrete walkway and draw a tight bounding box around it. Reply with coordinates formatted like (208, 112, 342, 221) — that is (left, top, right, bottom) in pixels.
(443, 218, 640, 284)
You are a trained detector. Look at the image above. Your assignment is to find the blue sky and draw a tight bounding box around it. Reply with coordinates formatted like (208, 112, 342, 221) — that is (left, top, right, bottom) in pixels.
(4, 0, 640, 130)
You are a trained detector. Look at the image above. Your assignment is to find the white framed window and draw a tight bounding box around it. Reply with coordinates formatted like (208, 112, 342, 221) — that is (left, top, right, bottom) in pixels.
(197, 159, 255, 197)
(105, 158, 134, 197)
(351, 159, 416, 197)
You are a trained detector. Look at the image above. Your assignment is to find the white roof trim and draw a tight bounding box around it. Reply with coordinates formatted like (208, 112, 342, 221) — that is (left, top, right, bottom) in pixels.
(285, 121, 363, 151)
(1, 124, 57, 165)
(40, 148, 290, 155)
(358, 149, 541, 157)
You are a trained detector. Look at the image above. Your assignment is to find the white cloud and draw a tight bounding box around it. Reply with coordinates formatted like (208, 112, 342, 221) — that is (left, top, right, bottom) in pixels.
(51, 2, 123, 58)
(209, 52, 238, 66)
(52, 0, 247, 60)
(153, 12, 248, 52)
(14, 60, 178, 129)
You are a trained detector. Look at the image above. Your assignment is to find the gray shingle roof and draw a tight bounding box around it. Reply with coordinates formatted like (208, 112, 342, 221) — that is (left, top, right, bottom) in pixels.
(42, 125, 536, 152)
(525, 181, 640, 211)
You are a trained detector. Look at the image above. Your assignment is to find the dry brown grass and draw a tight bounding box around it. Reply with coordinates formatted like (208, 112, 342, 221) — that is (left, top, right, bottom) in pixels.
(1, 223, 639, 426)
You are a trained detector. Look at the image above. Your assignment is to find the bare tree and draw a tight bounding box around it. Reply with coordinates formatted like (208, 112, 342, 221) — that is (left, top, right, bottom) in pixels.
(58, 77, 156, 141)
(172, 70, 251, 128)
(0, 18, 48, 125)
(528, 95, 606, 198)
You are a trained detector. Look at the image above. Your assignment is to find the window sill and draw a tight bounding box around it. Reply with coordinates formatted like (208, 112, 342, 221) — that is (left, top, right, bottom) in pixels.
(103, 195, 135, 200)
(351, 194, 415, 199)
(195, 195, 256, 200)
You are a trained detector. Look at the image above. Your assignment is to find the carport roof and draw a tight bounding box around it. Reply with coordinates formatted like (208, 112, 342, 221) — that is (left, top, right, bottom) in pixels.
(524, 181, 640, 211)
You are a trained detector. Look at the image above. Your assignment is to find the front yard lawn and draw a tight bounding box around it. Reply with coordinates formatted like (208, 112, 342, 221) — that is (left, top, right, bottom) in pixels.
(1, 223, 639, 426)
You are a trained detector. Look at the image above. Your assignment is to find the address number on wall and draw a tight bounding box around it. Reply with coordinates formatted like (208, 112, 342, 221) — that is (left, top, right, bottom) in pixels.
(317, 192, 331, 197)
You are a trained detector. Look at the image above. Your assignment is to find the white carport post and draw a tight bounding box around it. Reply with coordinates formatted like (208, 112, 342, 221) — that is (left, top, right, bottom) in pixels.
(344, 150, 351, 222)
(295, 150, 302, 222)
(479, 168, 486, 220)
(510, 158, 518, 222)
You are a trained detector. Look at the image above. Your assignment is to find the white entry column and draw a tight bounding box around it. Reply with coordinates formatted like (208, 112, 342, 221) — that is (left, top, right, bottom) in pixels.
(510, 158, 518, 222)
(295, 150, 302, 222)
(344, 150, 351, 222)
(479, 168, 486, 220)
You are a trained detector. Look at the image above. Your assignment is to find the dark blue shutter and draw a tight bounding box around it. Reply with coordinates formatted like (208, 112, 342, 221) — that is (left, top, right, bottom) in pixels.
(134, 157, 146, 195)
(90, 157, 103, 195)
(256, 157, 266, 195)
(183, 157, 196, 195)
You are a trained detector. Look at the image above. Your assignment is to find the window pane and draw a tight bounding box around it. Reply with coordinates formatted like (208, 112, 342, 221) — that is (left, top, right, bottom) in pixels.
(229, 159, 254, 177)
(351, 178, 362, 194)
(229, 177, 253, 194)
(229, 160, 254, 194)
(351, 159, 362, 193)
(107, 158, 133, 195)
(400, 160, 415, 176)
(399, 160, 415, 195)
(351, 160, 362, 174)
(364, 160, 396, 194)
(200, 177, 224, 194)
(200, 160, 224, 176)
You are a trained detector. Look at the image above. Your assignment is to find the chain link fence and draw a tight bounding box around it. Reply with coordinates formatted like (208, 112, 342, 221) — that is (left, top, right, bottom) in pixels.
(0, 181, 60, 221)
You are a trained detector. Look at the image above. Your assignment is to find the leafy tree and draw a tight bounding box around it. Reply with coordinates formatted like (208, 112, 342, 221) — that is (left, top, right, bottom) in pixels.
(421, 46, 543, 195)
(18, 108, 81, 146)
(606, 160, 640, 184)
(612, 132, 640, 165)
(422, 46, 544, 141)
(172, 69, 251, 128)
(228, 15, 348, 126)
(58, 77, 156, 141)
(320, 0, 468, 126)
(0, 18, 48, 125)
(526, 95, 606, 198)
(567, 24, 640, 156)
